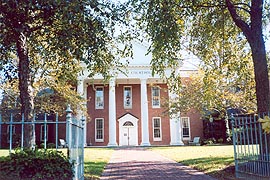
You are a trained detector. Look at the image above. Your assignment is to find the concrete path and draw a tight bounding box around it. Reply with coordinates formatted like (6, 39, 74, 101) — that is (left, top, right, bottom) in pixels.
(101, 148, 217, 180)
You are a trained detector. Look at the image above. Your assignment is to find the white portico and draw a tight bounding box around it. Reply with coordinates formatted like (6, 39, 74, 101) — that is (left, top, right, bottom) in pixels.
(77, 41, 198, 146)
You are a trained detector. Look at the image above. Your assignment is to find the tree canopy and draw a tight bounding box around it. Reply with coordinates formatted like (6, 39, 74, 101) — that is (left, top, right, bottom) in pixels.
(127, 0, 270, 113)
(0, 0, 130, 147)
(1, 0, 269, 147)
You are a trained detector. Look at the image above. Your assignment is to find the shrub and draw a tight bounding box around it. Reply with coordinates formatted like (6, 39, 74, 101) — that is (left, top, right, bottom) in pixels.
(217, 138, 224, 143)
(0, 148, 74, 180)
(48, 143, 56, 148)
(203, 138, 216, 145)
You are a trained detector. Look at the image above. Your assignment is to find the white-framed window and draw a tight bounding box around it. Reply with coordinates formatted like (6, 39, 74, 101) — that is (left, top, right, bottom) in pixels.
(95, 118, 104, 142)
(41, 125, 49, 141)
(95, 87, 104, 109)
(153, 117, 162, 141)
(124, 86, 132, 109)
(152, 86, 160, 108)
(181, 117, 190, 139)
(7, 125, 15, 143)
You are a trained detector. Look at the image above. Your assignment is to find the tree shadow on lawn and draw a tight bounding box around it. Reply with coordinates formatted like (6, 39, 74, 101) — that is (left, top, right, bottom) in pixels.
(180, 157, 236, 180)
(84, 161, 107, 180)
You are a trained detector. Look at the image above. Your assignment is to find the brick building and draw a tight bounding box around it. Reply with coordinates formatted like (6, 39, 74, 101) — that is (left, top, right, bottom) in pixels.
(77, 42, 203, 146)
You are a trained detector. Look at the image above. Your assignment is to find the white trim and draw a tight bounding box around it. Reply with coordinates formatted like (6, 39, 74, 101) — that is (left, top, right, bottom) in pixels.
(123, 86, 132, 109)
(95, 118, 104, 142)
(181, 117, 190, 140)
(95, 86, 104, 109)
(152, 117, 162, 141)
(152, 86, 160, 108)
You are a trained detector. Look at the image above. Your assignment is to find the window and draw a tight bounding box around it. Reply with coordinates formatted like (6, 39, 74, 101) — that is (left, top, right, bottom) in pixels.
(124, 86, 132, 109)
(123, 121, 134, 127)
(153, 117, 162, 141)
(181, 117, 190, 139)
(152, 87, 160, 108)
(95, 118, 104, 142)
(7, 125, 15, 143)
(95, 87, 104, 109)
(41, 125, 48, 141)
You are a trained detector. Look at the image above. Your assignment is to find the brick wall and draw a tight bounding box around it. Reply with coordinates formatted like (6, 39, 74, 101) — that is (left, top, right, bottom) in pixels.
(86, 83, 203, 146)
(147, 84, 171, 145)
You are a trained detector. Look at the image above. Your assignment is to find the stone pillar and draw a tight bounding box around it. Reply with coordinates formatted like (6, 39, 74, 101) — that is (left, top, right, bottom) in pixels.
(140, 78, 150, 146)
(108, 79, 118, 146)
(168, 91, 184, 145)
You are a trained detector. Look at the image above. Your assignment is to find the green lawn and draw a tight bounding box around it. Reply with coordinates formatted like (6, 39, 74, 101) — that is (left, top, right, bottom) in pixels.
(1, 146, 235, 180)
(84, 148, 114, 180)
(150, 145, 235, 180)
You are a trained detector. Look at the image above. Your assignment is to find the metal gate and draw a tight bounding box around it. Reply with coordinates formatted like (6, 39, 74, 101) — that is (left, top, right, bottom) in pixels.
(0, 105, 85, 180)
(231, 113, 270, 179)
(66, 105, 85, 180)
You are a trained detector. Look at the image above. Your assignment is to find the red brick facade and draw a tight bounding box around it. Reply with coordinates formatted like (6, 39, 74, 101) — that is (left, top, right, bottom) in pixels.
(86, 83, 203, 146)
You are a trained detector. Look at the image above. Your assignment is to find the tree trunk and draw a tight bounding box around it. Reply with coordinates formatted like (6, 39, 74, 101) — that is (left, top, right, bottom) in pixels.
(250, 37, 270, 155)
(16, 32, 35, 148)
(250, 37, 270, 113)
(249, 0, 270, 113)
(226, 0, 270, 113)
(226, 0, 270, 156)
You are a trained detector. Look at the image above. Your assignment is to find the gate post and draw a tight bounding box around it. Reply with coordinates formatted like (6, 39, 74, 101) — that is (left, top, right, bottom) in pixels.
(81, 116, 85, 180)
(81, 116, 85, 148)
(66, 105, 73, 157)
(230, 114, 239, 178)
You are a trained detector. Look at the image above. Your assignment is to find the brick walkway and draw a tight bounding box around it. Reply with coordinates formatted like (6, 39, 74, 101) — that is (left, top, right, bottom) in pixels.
(100, 148, 217, 180)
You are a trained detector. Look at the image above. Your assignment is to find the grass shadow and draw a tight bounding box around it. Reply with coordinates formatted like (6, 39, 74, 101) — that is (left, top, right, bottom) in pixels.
(180, 157, 236, 180)
(84, 161, 107, 180)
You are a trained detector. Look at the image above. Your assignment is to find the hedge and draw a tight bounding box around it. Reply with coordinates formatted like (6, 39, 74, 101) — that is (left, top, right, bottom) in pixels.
(0, 148, 74, 180)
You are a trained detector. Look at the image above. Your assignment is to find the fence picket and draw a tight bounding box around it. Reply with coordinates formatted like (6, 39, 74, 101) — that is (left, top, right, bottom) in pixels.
(231, 113, 270, 179)
(0, 107, 84, 180)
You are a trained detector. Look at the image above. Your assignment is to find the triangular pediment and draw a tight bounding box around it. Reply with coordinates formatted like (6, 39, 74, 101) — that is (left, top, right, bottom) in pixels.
(118, 113, 139, 122)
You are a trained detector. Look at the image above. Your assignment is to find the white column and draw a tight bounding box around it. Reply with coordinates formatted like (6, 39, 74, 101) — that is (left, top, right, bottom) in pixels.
(108, 79, 118, 146)
(140, 78, 150, 146)
(77, 79, 87, 147)
(178, 114, 184, 145)
(169, 91, 184, 145)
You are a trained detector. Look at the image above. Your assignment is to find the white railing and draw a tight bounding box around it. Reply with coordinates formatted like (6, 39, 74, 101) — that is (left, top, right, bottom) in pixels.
(0, 106, 85, 180)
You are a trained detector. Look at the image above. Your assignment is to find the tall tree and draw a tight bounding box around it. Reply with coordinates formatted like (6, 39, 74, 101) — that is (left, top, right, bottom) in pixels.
(0, 0, 128, 148)
(225, 0, 269, 113)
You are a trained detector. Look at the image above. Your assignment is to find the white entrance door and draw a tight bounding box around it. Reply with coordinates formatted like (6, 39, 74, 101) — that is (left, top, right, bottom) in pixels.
(122, 122, 136, 146)
(118, 113, 139, 146)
